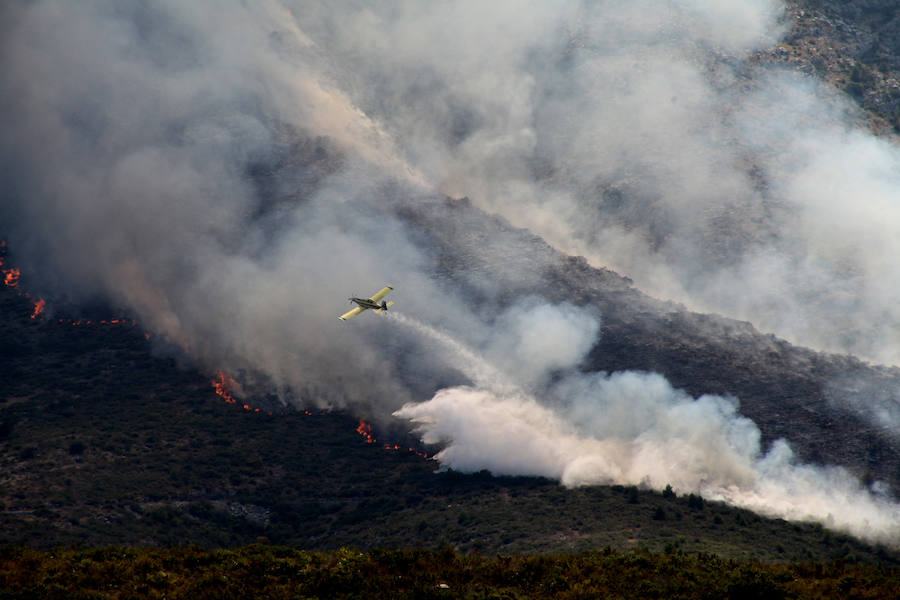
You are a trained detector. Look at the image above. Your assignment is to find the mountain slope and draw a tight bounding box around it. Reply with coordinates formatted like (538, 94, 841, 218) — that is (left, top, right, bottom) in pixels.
(2, 0, 900, 557)
(393, 194, 899, 492)
(777, 0, 900, 133)
(1, 280, 896, 562)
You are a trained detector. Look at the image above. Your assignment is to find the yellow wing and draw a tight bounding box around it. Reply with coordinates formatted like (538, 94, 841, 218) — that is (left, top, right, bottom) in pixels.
(368, 286, 394, 303)
(338, 306, 364, 321)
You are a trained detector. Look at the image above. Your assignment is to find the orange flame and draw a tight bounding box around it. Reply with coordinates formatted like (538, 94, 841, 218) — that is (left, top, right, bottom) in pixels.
(30, 298, 46, 319)
(0, 241, 137, 328)
(210, 370, 267, 413)
(356, 419, 376, 443)
(355, 419, 428, 457)
(3, 267, 20, 287)
(212, 370, 239, 404)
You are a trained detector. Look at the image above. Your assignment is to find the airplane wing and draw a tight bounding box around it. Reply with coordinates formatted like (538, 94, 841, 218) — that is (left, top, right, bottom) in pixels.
(368, 286, 393, 303)
(338, 306, 364, 321)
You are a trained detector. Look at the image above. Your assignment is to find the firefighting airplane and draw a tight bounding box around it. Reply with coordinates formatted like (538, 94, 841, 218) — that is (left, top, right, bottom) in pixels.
(338, 286, 394, 321)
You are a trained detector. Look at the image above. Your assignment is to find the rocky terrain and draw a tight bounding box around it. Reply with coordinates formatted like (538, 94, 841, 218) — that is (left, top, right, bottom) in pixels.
(767, 1, 900, 133)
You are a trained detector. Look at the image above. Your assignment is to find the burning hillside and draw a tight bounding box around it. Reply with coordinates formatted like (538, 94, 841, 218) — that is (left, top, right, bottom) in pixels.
(2, 0, 900, 545)
(1, 248, 20, 288)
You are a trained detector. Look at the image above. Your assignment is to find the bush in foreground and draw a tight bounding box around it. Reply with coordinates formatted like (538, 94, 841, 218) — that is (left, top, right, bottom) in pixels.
(1, 544, 898, 599)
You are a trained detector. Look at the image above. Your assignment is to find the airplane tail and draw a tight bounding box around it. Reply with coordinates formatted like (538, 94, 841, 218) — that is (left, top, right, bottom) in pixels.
(375, 300, 394, 313)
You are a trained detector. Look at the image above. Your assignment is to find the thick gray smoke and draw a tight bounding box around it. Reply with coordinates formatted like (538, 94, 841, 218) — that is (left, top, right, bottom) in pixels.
(2, 0, 899, 542)
(0, 0, 442, 410)
(300, 0, 898, 363)
(274, 0, 900, 434)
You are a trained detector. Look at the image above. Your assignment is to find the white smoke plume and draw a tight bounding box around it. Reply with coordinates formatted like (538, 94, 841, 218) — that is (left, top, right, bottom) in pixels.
(3, 0, 900, 543)
(396, 308, 900, 545)
(385, 312, 512, 393)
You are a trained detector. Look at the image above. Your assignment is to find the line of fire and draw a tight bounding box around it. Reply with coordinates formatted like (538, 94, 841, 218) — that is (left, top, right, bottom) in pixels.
(2, 241, 39, 317)
(357, 419, 429, 458)
(3, 240, 429, 460)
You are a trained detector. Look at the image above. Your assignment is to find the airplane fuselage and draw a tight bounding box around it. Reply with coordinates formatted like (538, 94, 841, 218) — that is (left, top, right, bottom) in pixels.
(338, 286, 394, 321)
(350, 297, 383, 310)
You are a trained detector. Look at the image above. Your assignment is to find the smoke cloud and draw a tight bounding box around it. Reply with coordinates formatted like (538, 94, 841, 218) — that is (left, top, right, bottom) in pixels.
(2, 0, 900, 542)
(275, 0, 900, 432)
(396, 310, 900, 545)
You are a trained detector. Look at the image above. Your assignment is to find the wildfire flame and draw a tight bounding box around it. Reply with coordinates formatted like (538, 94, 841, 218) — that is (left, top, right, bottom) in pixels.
(211, 369, 264, 413)
(212, 370, 239, 404)
(54, 317, 136, 327)
(356, 419, 376, 443)
(1, 242, 138, 327)
(355, 419, 428, 458)
(1, 240, 350, 427)
(1, 243, 19, 287)
(30, 298, 46, 319)
(3, 267, 19, 287)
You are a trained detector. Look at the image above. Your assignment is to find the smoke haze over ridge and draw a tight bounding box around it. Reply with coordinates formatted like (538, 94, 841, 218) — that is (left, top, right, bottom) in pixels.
(395, 308, 900, 545)
(2, 0, 900, 543)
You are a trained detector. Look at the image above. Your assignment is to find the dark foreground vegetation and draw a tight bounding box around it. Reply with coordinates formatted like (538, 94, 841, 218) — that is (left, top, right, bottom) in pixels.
(2, 544, 898, 600)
